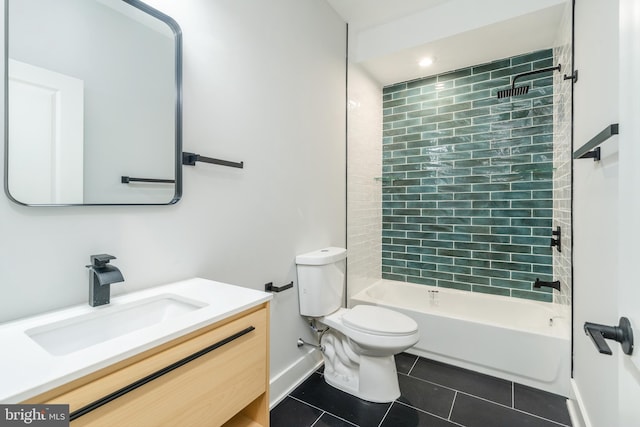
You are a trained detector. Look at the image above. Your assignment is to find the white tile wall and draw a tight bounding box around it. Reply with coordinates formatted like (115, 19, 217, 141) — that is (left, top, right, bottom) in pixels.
(347, 63, 383, 302)
(552, 0, 573, 306)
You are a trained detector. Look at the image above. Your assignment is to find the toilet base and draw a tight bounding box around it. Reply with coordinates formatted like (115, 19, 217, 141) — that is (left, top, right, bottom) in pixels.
(321, 331, 401, 403)
(324, 354, 400, 403)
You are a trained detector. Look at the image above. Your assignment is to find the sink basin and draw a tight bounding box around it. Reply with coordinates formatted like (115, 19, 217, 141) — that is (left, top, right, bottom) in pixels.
(25, 295, 206, 356)
(0, 278, 272, 403)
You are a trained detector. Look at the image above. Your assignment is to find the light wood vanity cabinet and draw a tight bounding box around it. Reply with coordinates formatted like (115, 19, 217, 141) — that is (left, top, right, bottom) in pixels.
(25, 303, 270, 427)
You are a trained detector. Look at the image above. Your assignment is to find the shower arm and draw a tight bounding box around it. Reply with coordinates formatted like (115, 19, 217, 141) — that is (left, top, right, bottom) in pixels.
(509, 64, 562, 89)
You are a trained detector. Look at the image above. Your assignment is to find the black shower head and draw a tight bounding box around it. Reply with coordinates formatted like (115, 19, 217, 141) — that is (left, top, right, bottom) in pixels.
(497, 64, 561, 99)
(497, 85, 529, 99)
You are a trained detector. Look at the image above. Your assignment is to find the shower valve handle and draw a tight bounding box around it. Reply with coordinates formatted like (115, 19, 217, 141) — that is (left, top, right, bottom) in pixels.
(550, 226, 561, 252)
(584, 317, 634, 356)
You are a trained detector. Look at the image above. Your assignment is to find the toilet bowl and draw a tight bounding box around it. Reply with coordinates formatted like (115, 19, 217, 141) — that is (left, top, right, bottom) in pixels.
(295, 247, 420, 403)
(319, 306, 419, 402)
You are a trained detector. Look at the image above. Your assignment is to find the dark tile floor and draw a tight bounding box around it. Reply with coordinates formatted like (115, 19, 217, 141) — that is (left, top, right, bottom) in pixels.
(271, 353, 572, 427)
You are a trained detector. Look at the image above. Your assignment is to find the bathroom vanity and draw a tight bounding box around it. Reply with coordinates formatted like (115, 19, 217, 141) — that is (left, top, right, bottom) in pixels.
(0, 278, 272, 427)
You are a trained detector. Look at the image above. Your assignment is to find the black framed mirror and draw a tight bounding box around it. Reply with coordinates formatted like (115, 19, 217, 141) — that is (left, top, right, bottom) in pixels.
(4, 0, 182, 205)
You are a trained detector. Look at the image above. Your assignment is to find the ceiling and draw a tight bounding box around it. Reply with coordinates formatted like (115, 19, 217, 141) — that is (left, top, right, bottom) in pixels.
(326, 0, 567, 86)
(326, 0, 451, 31)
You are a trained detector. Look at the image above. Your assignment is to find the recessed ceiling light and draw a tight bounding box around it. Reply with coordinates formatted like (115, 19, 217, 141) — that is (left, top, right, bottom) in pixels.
(419, 57, 434, 67)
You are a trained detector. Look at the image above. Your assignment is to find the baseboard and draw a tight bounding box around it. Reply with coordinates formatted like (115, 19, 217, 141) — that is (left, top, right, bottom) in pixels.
(269, 348, 324, 409)
(569, 379, 591, 427)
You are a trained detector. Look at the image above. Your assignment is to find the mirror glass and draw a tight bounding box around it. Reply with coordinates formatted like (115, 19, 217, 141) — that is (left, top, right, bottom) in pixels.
(5, 0, 182, 205)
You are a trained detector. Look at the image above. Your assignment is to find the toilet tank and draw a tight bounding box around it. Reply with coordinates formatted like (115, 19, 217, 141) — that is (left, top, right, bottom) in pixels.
(295, 247, 347, 317)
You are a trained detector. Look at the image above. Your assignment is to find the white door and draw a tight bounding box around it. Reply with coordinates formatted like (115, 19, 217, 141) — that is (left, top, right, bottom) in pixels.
(7, 59, 84, 204)
(617, 0, 640, 424)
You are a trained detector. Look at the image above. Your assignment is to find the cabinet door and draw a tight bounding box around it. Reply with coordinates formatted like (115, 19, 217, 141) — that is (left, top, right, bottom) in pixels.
(56, 308, 267, 427)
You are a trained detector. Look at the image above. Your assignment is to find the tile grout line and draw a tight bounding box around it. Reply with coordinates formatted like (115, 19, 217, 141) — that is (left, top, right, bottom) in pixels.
(309, 411, 326, 427)
(288, 394, 326, 411)
(377, 402, 395, 427)
(448, 390, 458, 421)
(394, 388, 570, 427)
(449, 389, 571, 427)
(279, 357, 570, 427)
(288, 395, 360, 427)
(399, 371, 468, 398)
(512, 381, 515, 408)
(401, 370, 570, 427)
(394, 400, 466, 427)
(407, 355, 420, 375)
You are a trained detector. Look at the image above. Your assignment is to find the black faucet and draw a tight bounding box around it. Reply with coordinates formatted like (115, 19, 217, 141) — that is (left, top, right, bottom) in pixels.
(86, 254, 124, 307)
(534, 278, 561, 292)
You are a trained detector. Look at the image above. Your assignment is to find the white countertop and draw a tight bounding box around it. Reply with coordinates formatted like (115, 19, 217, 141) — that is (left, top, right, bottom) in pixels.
(0, 278, 272, 403)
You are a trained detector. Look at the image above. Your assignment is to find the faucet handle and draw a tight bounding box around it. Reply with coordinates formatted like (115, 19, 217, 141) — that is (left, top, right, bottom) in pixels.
(90, 254, 117, 267)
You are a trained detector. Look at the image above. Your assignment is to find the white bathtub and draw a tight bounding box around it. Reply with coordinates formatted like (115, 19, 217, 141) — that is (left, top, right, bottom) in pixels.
(351, 279, 571, 396)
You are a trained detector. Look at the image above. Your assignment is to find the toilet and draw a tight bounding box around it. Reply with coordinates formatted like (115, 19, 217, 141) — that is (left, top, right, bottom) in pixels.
(295, 247, 419, 403)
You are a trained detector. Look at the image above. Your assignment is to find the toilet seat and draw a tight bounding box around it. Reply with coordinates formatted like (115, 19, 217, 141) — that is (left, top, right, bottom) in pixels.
(342, 305, 418, 336)
(321, 306, 420, 355)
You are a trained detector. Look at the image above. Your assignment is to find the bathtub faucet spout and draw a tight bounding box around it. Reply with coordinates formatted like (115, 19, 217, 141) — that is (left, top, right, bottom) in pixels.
(534, 278, 561, 292)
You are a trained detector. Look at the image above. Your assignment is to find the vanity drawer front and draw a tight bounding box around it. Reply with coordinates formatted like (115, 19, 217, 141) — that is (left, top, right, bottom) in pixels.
(58, 307, 267, 426)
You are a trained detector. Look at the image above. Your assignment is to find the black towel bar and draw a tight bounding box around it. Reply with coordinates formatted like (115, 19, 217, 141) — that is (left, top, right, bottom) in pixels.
(574, 124, 619, 161)
(182, 152, 244, 169)
(265, 281, 294, 293)
(121, 176, 175, 184)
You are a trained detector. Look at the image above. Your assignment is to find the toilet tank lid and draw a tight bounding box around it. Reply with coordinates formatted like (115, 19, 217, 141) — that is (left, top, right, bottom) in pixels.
(295, 247, 347, 265)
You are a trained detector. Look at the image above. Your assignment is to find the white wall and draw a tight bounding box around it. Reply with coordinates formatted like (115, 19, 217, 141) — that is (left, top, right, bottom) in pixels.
(0, 0, 346, 405)
(618, 1, 640, 423)
(572, 0, 620, 426)
(346, 62, 382, 302)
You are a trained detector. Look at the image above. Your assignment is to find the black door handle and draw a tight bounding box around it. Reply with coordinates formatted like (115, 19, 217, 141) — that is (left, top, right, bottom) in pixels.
(584, 317, 634, 355)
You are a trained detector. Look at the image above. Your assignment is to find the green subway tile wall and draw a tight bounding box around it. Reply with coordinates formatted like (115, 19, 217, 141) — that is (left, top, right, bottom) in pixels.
(381, 49, 555, 303)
